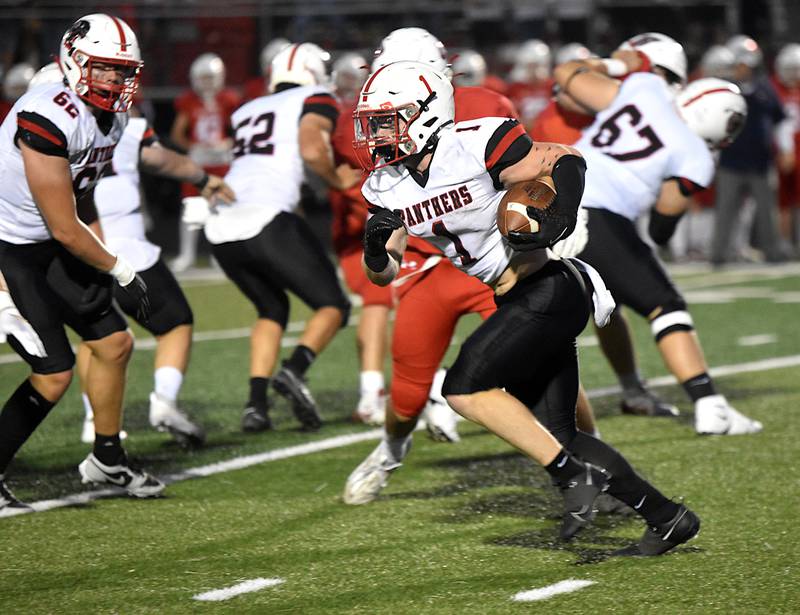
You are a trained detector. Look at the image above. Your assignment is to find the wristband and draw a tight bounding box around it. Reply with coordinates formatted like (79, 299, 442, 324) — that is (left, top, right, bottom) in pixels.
(364, 250, 389, 273)
(109, 255, 136, 286)
(601, 58, 628, 77)
(193, 172, 210, 191)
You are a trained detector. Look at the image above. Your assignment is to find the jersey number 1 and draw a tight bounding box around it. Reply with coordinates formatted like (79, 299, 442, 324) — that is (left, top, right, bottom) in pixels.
(432, 221, 475, 266)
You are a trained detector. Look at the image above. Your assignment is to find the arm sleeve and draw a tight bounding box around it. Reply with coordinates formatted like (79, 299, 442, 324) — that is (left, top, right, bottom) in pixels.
(483, 119, 533, 189)
(302, 92, 339, 125)
(14, 110, 69, 158)
(141, 122, 159, 147)
(668, 176, 707, 197)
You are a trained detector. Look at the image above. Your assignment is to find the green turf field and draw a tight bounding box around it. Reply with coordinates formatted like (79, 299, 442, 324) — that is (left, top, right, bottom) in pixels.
(1, 263, 799, 613)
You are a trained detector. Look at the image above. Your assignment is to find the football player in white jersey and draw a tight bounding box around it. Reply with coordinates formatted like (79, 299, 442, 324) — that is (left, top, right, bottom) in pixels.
(202, 42, 360, 433)
(554, 55, 762, 436)
(0, 14, 164, 510)
(351, 61, 699, 554)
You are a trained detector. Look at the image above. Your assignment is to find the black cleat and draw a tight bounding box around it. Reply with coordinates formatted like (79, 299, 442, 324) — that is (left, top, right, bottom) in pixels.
(621, 386, 679, 417)
(272, 364, 323, 431)
(559, 463, 610, 540)
(241, 405, 272, 433)
(0, 478, 32, 513)
(614, 503, 700, 556)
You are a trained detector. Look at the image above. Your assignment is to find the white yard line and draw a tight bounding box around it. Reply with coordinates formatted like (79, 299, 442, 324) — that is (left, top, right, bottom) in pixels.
(738, 334, 778, 346)
(512, 579, 595, 602)
(2, 353, 800, 519)
(192, 578, 285, 602)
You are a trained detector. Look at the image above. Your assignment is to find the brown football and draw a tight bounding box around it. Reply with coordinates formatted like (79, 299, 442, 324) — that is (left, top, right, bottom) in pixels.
(496, 178, 557, 236)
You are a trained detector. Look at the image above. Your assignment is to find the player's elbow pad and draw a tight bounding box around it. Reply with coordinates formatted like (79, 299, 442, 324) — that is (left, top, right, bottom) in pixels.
(648, 210, 683, 246)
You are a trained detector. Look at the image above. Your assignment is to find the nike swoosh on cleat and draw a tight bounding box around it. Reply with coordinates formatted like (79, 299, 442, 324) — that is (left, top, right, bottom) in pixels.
(100, 471, 132, 486)
(570, 505, 591, 521)
(556, 456, 568, 468)
(634, 495, 647, 510)
(662, 509, 688, 541)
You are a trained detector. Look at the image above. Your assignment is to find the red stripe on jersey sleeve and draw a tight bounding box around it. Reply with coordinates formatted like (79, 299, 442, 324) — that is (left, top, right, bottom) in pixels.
(17, 117, 66, 147)
(485, 124, 526, 170)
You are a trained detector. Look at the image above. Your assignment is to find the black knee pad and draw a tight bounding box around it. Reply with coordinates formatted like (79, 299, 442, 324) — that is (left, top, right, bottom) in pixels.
(649, 297, 693, 342)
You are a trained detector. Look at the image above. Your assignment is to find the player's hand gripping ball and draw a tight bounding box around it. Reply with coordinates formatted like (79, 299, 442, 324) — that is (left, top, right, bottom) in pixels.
(496, 177, 556, 236)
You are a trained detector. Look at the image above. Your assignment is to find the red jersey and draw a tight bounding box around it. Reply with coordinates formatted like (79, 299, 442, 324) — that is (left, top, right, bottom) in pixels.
(243, 76, 269, 102)
(506, 79, 553, 134)
(174, 89, 241, 147)
(530, 99, 593, 145)
(772, 76, 800, 207)
(482, 74, 510, 97)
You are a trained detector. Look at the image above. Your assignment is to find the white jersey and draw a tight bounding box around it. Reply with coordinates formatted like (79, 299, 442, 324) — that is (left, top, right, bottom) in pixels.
(0, 83, 128, 244)
(94, 118, 161, 272)
(363, 117, 525, 285)
(575, 73, 715, 221)
(205, 84, 337, 245)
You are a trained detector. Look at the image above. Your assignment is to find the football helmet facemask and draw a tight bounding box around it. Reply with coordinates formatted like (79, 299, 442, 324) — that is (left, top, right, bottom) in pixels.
(354, 61, 454, 171)
(59, 13, 142, 112)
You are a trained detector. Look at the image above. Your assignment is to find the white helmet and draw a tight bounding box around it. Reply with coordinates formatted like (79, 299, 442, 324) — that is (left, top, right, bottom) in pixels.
(190, 53, 225, 97)
(270, 42, 330, 91)
(675, 77, 747, 149)
(372, 27, 450, 77)
(700, 45, 736, 80)
(354, 61, 454, 170)
(27, 62, 65, 91)
(619, 32, 687, 85)
(776, 43, 800, 86)
(554, 42, 593, 66)
(726, 35, 762, 68)
(259, 38, 291, 75)
(510, 39, 551, 83)
(452, 50, 487, 87)
(59, 13, 142, 112)
(332, 52, 368, 100)
(3, 63, 35, 100)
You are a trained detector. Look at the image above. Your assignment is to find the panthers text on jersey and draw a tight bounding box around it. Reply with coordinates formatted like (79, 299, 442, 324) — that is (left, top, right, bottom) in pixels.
(0, 82, 127, 244)
(362, 117, 532, 284)
(575, 73, 714, 221)
(204, 84, 338, 245)
(93, 117, 162, 272)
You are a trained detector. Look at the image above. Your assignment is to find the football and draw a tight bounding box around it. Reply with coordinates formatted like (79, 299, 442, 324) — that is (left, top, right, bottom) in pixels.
(496, 178, 557, 236)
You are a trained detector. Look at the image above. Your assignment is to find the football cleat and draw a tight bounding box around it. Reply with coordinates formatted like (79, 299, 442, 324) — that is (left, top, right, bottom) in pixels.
(273, 363, 323, 431)
(80, 418, 127, 444)
(353, 392, 386, 426)
(0, 477, 32, 513)
(241, 405, 272, 433)
(558, 463, 610, 540)
(343, 441, 407, 505)
(614, 503, 700, 556)
(594, 492, 635, 516)
(423, 399, 461, 443)
(149, 393, 206, 447)
(695, 395, 762, 435)
(78, 453, 165, 498)
(621, 386, 679, 417)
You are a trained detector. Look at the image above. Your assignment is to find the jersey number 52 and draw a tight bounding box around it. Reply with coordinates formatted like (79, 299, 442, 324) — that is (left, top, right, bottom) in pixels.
(232, 112, 276, 158)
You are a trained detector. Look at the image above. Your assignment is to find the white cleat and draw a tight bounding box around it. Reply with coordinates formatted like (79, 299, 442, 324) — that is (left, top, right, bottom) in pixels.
(695, 395, 762, 435)
(343, 442, 403, 505)
(423, 399, 461, 443)
(353, 392, 386, 426)
(149, 393, 206, 446)
(78, 453, 165, 498)
(80, 418, 126, 444)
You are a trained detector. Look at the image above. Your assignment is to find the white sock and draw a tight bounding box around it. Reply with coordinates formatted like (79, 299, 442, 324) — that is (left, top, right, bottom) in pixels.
(381, 433, 412, 465)
(360, 370, 384, 398)
(81, 392, 94, 421)
(154, 366, 184, 403)
(428, 368, 447, 404)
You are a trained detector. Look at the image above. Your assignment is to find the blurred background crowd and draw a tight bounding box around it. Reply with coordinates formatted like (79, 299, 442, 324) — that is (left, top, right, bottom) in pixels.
(1, 0, 799, 267)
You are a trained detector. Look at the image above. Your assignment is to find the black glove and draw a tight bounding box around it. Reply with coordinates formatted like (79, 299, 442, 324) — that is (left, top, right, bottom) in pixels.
(507, 155, 586, 252)
(118, 273, 151, 324)
(363, 208, 404, 271)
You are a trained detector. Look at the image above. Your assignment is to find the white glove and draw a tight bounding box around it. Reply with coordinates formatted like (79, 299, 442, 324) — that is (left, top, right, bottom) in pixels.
(550, 206, 589, 259)
(182, 196, 213, 231)
(0, 291, 47, 358)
